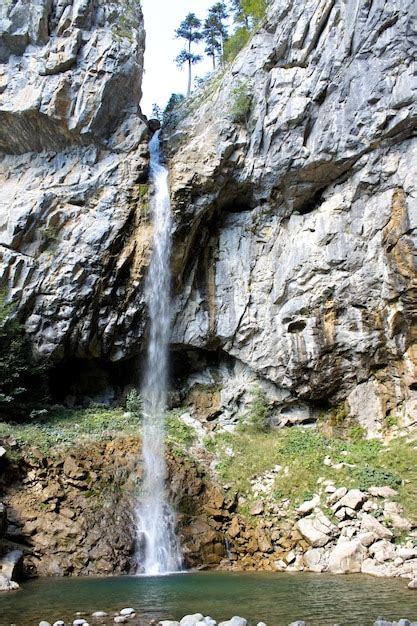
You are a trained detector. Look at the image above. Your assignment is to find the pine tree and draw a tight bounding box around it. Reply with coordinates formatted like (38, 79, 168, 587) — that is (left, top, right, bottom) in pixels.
(203, 15, 222, 69)
(175, 13, 203, 97)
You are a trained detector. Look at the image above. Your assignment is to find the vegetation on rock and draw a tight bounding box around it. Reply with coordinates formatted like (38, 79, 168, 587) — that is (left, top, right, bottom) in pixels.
(0, 293, 48, 420)
(230, 79, 252, 123)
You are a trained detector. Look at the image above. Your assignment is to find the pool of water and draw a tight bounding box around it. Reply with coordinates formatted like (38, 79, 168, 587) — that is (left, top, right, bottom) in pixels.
(0, 572, 416, 626)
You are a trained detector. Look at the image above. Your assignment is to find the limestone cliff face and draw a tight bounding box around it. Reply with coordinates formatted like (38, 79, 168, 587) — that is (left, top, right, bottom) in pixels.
(0, 0, 150, 362)
(167, 0, 417, 435)
(1, 0, 416, 435)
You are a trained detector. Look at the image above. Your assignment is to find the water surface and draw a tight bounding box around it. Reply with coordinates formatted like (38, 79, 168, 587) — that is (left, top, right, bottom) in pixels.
(1, 572, 416, 626)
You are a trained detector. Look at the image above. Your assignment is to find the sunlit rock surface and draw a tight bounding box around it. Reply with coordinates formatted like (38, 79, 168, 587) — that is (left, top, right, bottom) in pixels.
(0, 0, 150, 361)
(168, 0, 417, 433)
(0, 0, 416, 434)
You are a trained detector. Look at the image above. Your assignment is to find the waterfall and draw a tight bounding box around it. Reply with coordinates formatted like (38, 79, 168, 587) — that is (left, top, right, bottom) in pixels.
(135, 131, 182, 575)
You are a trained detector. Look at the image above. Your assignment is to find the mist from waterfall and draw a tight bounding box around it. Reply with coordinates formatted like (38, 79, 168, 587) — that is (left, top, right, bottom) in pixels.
(135, 131, 182, 575)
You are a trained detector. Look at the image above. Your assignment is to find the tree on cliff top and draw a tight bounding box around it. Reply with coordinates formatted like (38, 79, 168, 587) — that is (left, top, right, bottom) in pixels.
(203, 3, 229, 69)
(175, 13, 203, 97)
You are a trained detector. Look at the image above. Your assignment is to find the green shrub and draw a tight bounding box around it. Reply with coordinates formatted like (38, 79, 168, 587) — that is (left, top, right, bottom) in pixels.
(351, 465, 402, 491)
(241, 0, 267, 25)
(0, 292, 48, 419)
(126, 389, 142, 415)
(230, 80, 252, 124)
(240, 387, 270, 432)
(223, 26, 251, 62)
(162, 93, 186, 126)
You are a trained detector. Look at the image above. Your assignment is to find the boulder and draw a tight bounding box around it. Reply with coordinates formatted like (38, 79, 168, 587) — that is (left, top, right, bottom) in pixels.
(296, 511, 336, 547)
(250, 501, 264, 515)
(180, 616, 205, 626)
(303, 548, 328, 573)
(327, 539, 367, 574)
(369, 540, 397, 563)
(120, 609, 135, 616)
(360, 513, 393, 540)
(333, 489, 366, 512)
(218, 619, 247, 626)
(0, 574, 19, 591)
(361, 559, 397, 578)
(0, 550, 23, 581)
(408, 578, 417, 589)
(297, 496, 320, 516)
(384, 502, 412, 531)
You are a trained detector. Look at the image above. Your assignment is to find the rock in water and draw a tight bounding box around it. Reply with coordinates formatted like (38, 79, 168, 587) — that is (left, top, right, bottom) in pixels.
(180, 616, 205, 626)
(119, 609, 135, 617)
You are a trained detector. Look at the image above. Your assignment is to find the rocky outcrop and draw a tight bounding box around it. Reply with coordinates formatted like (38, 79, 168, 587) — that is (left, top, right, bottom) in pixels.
(0, 0, 151, 364)
(0, 437, 229, 576)
(167, 0, 417, 434)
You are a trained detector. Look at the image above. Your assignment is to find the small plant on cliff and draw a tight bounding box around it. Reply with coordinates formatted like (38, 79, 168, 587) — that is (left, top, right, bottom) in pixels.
(230, 80, 252, 124)
(240, 386, 270, 432)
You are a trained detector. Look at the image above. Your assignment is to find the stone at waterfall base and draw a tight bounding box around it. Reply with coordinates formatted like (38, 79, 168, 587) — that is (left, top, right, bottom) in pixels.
(0, 574, 19, 591)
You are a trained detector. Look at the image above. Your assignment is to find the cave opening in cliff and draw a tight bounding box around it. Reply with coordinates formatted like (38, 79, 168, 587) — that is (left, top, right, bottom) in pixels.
(48, 357, 138, 405)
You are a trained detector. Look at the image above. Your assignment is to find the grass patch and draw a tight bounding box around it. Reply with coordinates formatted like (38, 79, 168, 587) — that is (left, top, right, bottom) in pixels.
(0, 406, 139, 454)
(166, 411, 196, 451)
(207, 426, 417, 521)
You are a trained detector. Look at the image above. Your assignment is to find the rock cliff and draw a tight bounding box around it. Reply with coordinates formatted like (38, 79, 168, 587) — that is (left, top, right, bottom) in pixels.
(1, 0, 416, 435)
(0, 0, 150, 365)
(167, 0, 417, 435)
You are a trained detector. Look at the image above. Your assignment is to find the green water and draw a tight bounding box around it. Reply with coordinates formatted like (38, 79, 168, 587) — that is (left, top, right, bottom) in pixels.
(0, 572, 416, 626)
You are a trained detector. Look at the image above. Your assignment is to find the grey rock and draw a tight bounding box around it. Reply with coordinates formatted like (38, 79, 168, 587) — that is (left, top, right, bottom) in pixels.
(327, 539, 367, 574)
(333, 490, 366, 512)
(167, 0, 417, 436)
(297, 495, 320, 516)
(360, 513, 393, 540)
(0, 574, 19, 591)
(119, 610, 135, 617)
(408, 578, 417, 589)
(218, 619, 247, 626)
(297, 511, 336, 547)
(369, 539, 397, 563)
(0, 0, 149, 367)
(0, 550, 23, 581)
(52, 621, 65, 626)
(39, 622, 52, 626)
(384, 502, 412, 531)
(180, 616, 205, 626)
(159, 622, 180, 626)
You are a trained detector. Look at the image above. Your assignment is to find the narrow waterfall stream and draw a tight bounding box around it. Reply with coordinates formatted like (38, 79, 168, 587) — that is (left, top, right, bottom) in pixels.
(135, 131, 182, 575)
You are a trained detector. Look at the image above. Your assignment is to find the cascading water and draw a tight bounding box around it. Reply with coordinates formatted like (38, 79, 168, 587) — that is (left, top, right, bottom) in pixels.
(135, 131, 182, 575)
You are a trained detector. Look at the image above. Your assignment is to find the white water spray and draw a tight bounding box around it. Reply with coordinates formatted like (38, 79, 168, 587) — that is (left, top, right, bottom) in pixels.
(135, 131, 182, 575)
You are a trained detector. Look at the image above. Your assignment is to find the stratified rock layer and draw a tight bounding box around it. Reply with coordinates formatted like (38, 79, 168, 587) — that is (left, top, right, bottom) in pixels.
(168, 0, 417, 433)
(0, 0, 150, 362)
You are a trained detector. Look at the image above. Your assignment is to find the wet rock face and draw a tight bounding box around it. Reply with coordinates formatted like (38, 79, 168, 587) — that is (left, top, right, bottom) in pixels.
(168, 0, 417, 433)
(0, 0, 151, 362)
(0, 440, 229, 576)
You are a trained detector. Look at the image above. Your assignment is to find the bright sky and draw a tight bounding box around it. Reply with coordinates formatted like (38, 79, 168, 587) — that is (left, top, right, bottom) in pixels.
(140, 0, 223, 116)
